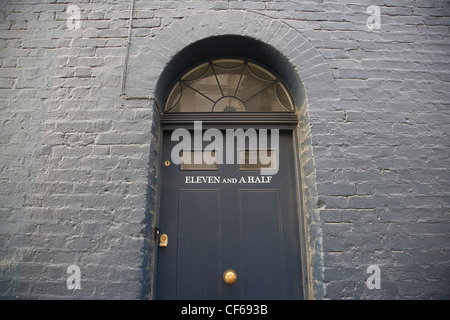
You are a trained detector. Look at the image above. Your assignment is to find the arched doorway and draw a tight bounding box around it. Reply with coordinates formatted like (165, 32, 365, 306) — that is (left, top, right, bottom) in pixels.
(155, 56, 305, 299)
(125, 11, 338, 299)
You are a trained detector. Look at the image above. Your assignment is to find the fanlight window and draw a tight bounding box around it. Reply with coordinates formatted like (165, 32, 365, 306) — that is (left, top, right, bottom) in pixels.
(165, 59, 294, 112)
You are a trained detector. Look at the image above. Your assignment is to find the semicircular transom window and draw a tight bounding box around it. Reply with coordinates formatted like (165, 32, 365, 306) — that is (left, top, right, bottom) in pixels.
(165, 59, 294, 113)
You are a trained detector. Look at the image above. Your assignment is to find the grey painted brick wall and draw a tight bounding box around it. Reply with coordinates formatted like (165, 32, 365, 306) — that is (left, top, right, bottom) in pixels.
(0, 0, 449, 299)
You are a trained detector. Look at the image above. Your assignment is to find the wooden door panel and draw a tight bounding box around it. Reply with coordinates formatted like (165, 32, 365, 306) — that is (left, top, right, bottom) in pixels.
(177, 190, 221, 299)
(240, 189, 284, 299)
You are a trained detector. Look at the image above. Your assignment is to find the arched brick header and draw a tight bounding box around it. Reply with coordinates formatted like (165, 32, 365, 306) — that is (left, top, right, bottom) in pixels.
(126, 10, 341, 299)
(128, 10, 340, 111)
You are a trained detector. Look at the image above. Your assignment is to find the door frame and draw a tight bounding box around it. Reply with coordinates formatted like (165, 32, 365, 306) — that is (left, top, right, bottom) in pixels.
(151, 113, 310, 300)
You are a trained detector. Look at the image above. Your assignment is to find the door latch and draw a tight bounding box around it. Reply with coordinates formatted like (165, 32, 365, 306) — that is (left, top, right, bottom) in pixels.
(159, 234, 168, 247)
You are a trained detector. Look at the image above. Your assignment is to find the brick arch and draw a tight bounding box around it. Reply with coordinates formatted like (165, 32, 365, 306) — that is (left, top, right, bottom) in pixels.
(128, 10, 339, 111)
(128, 10, 337, 299)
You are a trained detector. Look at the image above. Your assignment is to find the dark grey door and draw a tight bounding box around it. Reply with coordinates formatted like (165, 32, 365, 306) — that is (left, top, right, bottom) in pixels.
(155, 129, 303, 299)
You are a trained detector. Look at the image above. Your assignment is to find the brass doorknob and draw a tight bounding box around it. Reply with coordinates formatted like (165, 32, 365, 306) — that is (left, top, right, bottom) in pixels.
(223, 269, 237, 285)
